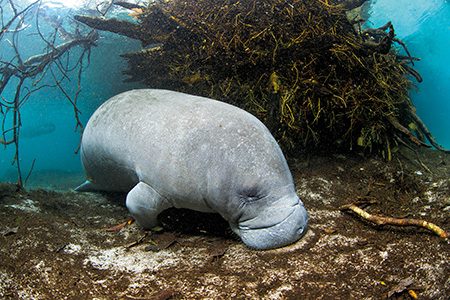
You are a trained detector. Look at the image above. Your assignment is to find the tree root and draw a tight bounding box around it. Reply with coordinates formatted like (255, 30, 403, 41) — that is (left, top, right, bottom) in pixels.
(387, 116, 429, 148)
(340, 203, 449, 239)
(73, 0, 449, 157)
(409, 112, 450, 153)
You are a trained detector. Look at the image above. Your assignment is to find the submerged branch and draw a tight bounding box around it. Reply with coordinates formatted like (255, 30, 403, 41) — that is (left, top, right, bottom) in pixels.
(114, 1, 145, 10)
(72, 0, 447, 158)
(74, 15, 152, 45)
(340, 203, 449, 239)
(410, 112, 450, 153)
(1, 5, 98, 187)
(0, 0, 39, 38)
(23, 32, 98, 70)
(0, 31, 98, 90)
(387, 115, 429, 148)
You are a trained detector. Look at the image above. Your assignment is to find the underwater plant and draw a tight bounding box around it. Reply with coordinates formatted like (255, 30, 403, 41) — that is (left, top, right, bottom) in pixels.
(74, 0, 449, 158)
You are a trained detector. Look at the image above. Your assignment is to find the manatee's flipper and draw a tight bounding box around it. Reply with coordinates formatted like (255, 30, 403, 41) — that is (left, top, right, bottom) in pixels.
(126, 182, 172, 229)
(75, 180, 99, 192)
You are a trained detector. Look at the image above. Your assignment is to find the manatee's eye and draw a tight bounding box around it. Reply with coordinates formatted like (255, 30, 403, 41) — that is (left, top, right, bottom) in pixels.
(239, 186, 265, 203)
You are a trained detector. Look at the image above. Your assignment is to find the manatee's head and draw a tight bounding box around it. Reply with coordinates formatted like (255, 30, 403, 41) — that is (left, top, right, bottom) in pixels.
(230, 185, 308, 250)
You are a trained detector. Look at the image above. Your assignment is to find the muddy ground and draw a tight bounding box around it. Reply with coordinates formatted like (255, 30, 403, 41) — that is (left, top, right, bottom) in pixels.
(0, 147, 449, 299)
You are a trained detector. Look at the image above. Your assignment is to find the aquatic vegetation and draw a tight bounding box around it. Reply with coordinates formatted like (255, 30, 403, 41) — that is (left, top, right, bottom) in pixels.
(74, 0, 447, 157)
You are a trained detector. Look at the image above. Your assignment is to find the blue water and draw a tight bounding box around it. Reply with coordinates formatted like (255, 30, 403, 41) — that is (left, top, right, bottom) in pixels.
(0, 0, 449, 188)
(0, 1, 144, 187)
(367, 0, 450, 149)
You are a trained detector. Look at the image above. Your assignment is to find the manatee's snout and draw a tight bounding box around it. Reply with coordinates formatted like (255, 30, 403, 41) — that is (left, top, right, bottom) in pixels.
(236, 197, 308, 250)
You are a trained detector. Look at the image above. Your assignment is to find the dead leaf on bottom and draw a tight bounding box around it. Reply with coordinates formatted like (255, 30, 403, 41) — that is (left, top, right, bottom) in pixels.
(145, 232, 177, 252)
(387, 277, 414, 298)
(105, 218, 134, 233)
(209, 243, 228, 260)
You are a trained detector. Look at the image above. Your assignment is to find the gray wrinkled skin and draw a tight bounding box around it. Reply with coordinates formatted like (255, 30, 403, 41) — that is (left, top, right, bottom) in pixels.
(76, 89, 308, 250)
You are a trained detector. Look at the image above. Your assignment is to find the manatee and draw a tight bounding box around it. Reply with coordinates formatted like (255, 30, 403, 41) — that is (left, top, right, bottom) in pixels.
(76, 89, 308, 249)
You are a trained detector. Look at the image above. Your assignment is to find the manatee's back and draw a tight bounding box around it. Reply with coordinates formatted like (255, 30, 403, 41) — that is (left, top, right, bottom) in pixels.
(78, 88, 221, 192)
(78, 89, 292, 201)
